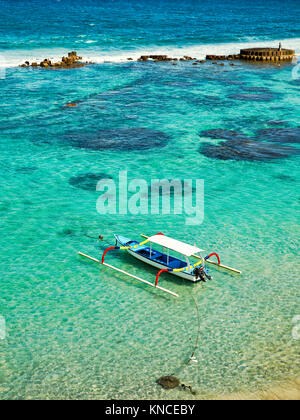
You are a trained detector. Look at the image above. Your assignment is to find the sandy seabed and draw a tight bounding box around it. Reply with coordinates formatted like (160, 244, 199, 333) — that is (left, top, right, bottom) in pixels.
(214, 377, 300, 400)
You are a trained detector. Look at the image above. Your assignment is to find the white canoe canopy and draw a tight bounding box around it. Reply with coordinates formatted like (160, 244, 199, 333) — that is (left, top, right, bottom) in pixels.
(147, 234, 204, 257)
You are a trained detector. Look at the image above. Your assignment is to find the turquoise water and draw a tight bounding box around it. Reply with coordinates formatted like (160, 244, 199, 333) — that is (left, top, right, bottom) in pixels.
(0, 0, 300, 400)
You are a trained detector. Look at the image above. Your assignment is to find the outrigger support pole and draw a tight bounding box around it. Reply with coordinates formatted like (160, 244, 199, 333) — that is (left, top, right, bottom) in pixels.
(78, 252, 179, 298)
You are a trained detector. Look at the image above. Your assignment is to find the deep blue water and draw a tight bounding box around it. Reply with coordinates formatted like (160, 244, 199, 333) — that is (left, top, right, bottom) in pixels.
(1, 0, 300, 50)
(0, 0, 299, 400)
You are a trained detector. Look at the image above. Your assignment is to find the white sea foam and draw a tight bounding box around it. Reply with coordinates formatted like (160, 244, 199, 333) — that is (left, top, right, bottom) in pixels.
(0, 48, 70, 68)
(81, 37, 300, 64)
(1, 37, 299, 68)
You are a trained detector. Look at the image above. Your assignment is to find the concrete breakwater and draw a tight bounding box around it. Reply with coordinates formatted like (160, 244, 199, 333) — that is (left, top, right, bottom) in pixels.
(206, 46, 295, 62)
(239, 47, 295, 62)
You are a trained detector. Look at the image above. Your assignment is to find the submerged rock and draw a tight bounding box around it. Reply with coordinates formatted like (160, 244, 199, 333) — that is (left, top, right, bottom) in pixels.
(157, 376, 180, 390)
(69, 173, 113, 190)
(66, 128, 169, 151)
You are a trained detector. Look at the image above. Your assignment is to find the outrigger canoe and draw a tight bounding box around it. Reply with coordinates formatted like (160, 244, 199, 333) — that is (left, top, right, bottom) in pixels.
(114, 233, 211, 283)
(79, 232, 241, 297)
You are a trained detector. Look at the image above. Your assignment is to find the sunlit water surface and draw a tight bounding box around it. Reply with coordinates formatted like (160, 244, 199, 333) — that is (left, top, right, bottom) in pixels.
(0, 0, 299, 400)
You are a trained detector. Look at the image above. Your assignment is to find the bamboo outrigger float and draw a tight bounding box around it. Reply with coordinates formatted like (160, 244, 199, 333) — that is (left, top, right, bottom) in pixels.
(78, 232, 241, 298)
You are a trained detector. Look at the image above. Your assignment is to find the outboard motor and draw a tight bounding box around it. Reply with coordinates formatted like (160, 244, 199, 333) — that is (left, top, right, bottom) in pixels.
(193, 267, 206, 282)
(193, 266, 212, 282)
(204, 268, 212, 281)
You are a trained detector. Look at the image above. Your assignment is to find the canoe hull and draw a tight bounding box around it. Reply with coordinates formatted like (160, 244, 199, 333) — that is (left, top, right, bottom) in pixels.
(115, 234, 200, 282)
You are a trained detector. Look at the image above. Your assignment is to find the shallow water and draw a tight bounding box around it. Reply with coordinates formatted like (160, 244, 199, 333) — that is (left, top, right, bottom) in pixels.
(0, 0, 299, 400)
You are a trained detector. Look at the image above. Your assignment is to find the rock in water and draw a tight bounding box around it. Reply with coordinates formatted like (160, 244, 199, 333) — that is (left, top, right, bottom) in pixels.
(65, 128, 169, 151)
(22, 51, 87, 69)
(157, 376, 180, 389)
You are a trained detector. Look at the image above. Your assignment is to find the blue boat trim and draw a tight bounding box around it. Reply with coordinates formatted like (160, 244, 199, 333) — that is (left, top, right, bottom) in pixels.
(114, 234, 195, 277)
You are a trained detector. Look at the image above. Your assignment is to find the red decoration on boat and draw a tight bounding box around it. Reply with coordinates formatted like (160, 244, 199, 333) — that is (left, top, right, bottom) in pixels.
(102, 247, 118, 264)
(206, 252, 221, 265)
(155, 269, 169, 286)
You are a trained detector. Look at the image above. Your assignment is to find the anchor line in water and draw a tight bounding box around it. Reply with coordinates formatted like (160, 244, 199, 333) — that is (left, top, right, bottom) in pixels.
(84, 233, 112, 247)
(170, 291, 201, 375)
(165, 290, 200, 396)
(190, 293, 201, 361)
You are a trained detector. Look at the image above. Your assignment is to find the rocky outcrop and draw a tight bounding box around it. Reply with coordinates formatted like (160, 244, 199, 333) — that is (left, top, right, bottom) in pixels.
(135, 53, 241, 63)
(20, 51, 89, 69)
(137, 54, 198, 62)
(206, 54, 240, 61)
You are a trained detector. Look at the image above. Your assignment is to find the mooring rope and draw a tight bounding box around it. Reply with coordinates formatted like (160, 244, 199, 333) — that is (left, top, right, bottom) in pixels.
(84, 234, 112, 246)
(172, 288, 201, 375)
(159, 262, 202, 396)
(189, 293, 201, 362)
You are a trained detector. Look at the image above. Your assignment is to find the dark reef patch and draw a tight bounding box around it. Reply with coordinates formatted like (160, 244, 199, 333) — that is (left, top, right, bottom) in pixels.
(243, 87, 272, 93)
(65, 128, 169, 151)
(199, 128, 299, 161)
(58, 229, 76, 237)
(200, 129, 248, 141)
(227, 92, 276, 102)
(275, 174, 296, 182)
(16, 166, 38, 173)
(266, 120, 287, 126)
(69, 173, 113, 190)
(256, 127, 300, 144)
(200, 138, 297, 161)
(187, 95, 228, 108)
